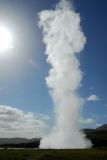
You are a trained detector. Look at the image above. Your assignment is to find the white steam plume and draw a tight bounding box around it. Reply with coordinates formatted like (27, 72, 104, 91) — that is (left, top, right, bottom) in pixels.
(39, 0, 91, 148)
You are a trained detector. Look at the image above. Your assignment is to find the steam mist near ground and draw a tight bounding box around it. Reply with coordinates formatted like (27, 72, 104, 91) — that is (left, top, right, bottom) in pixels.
(39, 0, 92, 149)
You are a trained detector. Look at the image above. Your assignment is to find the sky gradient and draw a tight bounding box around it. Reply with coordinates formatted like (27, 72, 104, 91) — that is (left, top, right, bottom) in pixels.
(0, 0, 106, 138)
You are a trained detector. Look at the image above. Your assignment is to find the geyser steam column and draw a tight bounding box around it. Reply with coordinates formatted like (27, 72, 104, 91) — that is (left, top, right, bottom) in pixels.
(39, 0, 91, 148)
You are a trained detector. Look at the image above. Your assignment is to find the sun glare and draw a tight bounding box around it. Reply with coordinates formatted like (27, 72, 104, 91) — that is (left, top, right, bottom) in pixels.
(0, 26, 13, 51)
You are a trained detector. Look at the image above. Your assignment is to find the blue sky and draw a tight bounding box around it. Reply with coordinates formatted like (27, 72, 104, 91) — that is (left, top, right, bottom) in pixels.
(0, 0, 106, 137)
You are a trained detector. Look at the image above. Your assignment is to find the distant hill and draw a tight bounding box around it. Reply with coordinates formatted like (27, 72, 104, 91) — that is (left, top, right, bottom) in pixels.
(83, 124, 107, 148)
(0, 138, 39, 145)
(0, 124, 107, 148)
(0, 138, 41, 148)
(96, 124, 107, 131)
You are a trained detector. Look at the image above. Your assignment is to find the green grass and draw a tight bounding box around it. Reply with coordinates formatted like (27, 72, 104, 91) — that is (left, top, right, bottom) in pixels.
(0, 149, 107, 160)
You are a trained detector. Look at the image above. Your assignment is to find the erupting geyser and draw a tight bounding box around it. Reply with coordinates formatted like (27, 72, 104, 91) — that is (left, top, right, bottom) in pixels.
(39, 0, 92, 148)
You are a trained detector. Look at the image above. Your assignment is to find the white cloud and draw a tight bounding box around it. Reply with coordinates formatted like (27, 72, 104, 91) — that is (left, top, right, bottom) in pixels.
(87, 94, 99, 101)
(37, 113, 50, 121)
(80, 118, 96, 125)
(89, 86, 95, 90)
(95, 123, 102, 127)
(103, 115, 107, 118)
(0, 105, 47, 138)
(80, 118, 102, 128)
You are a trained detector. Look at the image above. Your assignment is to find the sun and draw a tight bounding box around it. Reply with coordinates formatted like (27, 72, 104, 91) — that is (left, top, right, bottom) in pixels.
(0, 26, 13, 51)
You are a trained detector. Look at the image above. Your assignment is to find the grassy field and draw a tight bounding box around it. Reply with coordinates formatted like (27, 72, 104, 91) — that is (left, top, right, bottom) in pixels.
(0, 149, 107, 160)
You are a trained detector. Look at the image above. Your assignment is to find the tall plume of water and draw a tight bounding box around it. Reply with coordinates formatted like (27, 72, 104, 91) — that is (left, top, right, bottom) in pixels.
(39, 0, 91, 148)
